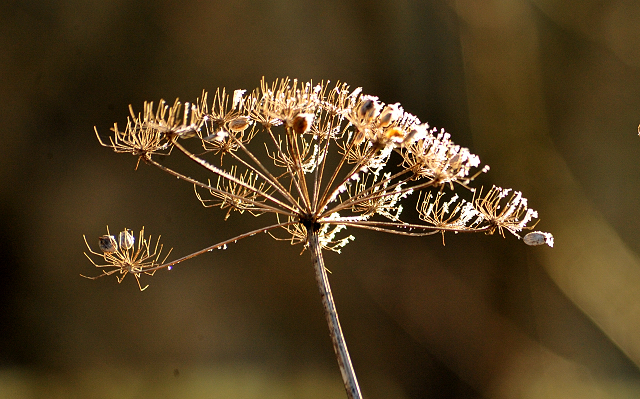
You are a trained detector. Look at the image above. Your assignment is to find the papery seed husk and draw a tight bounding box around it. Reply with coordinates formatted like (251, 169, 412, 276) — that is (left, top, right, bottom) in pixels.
(119, 229, 135, 250)
(358, 99, 375, 120)
(292, 113, 314, 134)
(523, 231, 554, 247)
(229, 117, 250, 132)
(98, 235, 118, 253)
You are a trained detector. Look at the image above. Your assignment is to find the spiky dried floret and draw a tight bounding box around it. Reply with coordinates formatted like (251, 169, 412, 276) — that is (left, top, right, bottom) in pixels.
(473, 186, 539, 238)
(195, 165, 273, 220)
(402, 129, 483, 187)
(201, 122, 259, 160)
(417, 191, 483, 244)
(265, 133, 325, 174)
(349, 173, 410, 222)
(83, 227, 172, 291)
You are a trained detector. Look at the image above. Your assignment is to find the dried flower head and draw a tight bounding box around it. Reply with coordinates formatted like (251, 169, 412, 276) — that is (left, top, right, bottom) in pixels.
(83, 227, 172, 291)
(88, 77, 553, 399)
(473, 186, 539, 237)
(92, 78, 552, 257)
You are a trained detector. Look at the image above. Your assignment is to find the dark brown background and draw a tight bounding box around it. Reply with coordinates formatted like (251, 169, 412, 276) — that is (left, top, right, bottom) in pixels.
(2, 0, 640, 398)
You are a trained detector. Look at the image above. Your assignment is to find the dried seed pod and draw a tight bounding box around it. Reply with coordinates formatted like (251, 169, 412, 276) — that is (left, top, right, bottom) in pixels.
(403, 123, 428, 144)
(291, 113, 314, 134)
(523, 231, 554, 247)
(98, 235, 118, 253)
(357, 96, 380, 122)
(118, 229, 135, 250)
(228, 116, 250, 132)
(378, 103, 402, 128)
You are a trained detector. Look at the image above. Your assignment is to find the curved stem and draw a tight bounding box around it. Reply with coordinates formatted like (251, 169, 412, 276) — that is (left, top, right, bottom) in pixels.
(143, 221, 296, 273)
(307, 229, 362, 399)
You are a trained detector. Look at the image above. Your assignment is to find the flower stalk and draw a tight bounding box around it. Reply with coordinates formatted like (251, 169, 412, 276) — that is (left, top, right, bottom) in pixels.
(308, 227, 362, 399)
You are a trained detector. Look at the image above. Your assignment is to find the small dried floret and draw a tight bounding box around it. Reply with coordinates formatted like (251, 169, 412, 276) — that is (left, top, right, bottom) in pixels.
(266, 132, 325, 174)
(402, 129, 482, 186)
(83, 227, 172, 291)
(474, 186, 539, 237)
(201, 121, 257, 159)
(195, 166, 272, 220)
(142, 99, 201, 139)
(417, 191, 483, 244)
(349, 173, 409, 221)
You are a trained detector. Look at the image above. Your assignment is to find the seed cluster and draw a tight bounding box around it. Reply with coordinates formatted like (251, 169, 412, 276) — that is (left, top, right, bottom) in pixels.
(85, 78, 552, 289)
(83, 227, 171, 291)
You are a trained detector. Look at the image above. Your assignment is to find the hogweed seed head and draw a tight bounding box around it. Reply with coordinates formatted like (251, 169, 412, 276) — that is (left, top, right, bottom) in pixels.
(86, 77, 556, 399)
(88, 77, 553, 289)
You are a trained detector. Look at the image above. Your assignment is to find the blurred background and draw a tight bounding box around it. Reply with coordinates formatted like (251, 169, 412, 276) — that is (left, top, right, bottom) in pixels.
(2, 0, 640, 398)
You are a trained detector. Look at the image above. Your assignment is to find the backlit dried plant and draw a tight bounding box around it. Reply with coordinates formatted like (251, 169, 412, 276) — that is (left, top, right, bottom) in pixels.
(85, 78, 553, 399)
(83, 227, 172, 291)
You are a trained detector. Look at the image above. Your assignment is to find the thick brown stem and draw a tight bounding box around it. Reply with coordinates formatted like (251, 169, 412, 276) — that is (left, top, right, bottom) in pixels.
(307, 229, 362, 399)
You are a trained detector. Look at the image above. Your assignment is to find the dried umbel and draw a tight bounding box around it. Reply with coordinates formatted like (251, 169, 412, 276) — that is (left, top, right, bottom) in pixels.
(83, 227, 171, 291)
(86, 78, 552, 399)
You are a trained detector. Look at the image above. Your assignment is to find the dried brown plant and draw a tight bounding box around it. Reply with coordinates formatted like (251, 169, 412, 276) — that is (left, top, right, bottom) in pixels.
(84, 77, 553, 399)
(83, 227, 172, 291)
